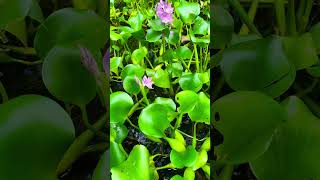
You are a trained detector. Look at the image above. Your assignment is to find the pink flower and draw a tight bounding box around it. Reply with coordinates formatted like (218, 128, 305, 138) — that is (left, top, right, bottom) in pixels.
(135, 75, 154, 89)
(156, 0, 174, 24)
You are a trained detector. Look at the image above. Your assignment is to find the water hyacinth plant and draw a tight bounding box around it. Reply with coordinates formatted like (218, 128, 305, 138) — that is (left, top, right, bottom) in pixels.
(110, 0, 210, 179)
(213, 0, 320, 179)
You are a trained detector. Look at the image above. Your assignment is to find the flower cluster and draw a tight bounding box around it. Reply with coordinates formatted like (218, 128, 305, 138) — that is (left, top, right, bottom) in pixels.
(156, 0, 174, 24)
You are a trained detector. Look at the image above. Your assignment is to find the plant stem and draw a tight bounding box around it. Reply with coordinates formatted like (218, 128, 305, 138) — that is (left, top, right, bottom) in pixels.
(299, 0, 313, 33)
(287, 0, 297, 35)
(194, 44, 200, 72)
(173, 113, 183, 132)
(228, 0, 261, 36)
(240, 0, 259, 35)
(141, 87, 150, 105)
(0, 44, 36, 55)
(126, 117, 139, 129)
(192, 123, 197, 147)
(213, 75, 225, 98)
(0, 80, 8, 103)
(82, 143, 107, 153)
(155, 163, 174, 170)
(274, 0, 286, 35)
(79, 105, 107, 139)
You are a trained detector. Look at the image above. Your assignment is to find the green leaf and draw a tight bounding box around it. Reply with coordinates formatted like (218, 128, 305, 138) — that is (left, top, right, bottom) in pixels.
(189, 92, 210, 124)
(110, 141, 126, 168)
(193, 16, 209, 35)
(154, 97, 176, 112)
(110, 91, 134, 124)
(111, 145, 151, 180)
(4, 19, 27, 46)
(146, 29, 162, 42)
(179, 73, 203, 92)
(92, 151, 108, 180)
(311, 22, 320, 51)
(167, 29, 180, 45)
(128, 11, 145, 32)
(34, 8, 107, 57)
(152, 68, 170, 88)
(171, 175, 184, 180)
(138, 103, 170, 138)
(121, 64, 145, 80)
(176, 1, 200, 24)
(123, 75, 141, 94)
(192, 150, 208, 170)
(148, 18, 165, 31)
(220, 36, 296, 98)
(110, 57, 123, 74)
(0, 0, 33, 28)
(42, 45, 97, 105)
(212, 5, 234, 48)
(175, 46, 192, 60)
(27, 0, 44, 22)
(111, 123, 128, 143)
(165, 137, 186, 152)
(251, 96, 320, 180)
(184, 168, 195, 180)
(72, 0, 97, 10)
(175, 90, 199, 113)
(167, 62, 183, 78)
(282, 33, 318, 70)
(307, 65, 320, 77)
(170, 145, 198, 168)
(0, 95, 74, 180)
(213, 91, 286, 164)
(131, 46, 148, 65)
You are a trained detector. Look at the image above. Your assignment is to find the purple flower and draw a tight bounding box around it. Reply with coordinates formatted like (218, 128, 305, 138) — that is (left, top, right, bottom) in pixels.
(79, 45, 100, 78)
(135, 75, 154, 89)
(156, 0, 174, 24)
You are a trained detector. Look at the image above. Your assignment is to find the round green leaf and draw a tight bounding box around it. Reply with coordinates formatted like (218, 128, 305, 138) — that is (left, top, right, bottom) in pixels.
(111, 145, 151, 180)
(189, 92, 210, 124)
(131, 46, 148, 65)
(213, 91, 286, 164)
(153, 68, 170, 88)
(175, 90, 199, 113)
(311, 22, 320, 51)
(184, 168, 195, 180)
(123, 76, 141, 94)
(111, 123, 128, 143)
(0, 95, 75, 180)
(121, 64, 145, 80)
(250, 96, 320, 180)
(128, 12, 145, 32)
(110, 57, 123, 74)
(179, 73, 203, 92)
(167, 62, 183, 78)
(282, 33, 318, 70)
(110, 91, 134, 124)
(175, 46, 192, 60)
(146, 29, 162, 42)
(171, 175, 184, 180)
(170, 146, 198, 168)
(110, 141, 126, 168)
(220, 36, 296, 97)
(34, 8, 107, 57)
(154, 97, 176, 111)
(193, 16, 209, 35)
(138, 103, 170, 138)
(42, 45, 97, 105)
(176, 1, 200, 24)
(148, 18, 165, 31)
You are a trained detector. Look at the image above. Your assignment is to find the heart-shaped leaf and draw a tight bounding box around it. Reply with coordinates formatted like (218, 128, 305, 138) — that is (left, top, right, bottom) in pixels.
(138, 103, 170, 138)
(193, 16, 209, 35)
(176, 1, 200, 24)
(213, 91, 286, 164)
(146, 29, 162, 42)
(175, 46, 192, 60)
(34, 8, 107, 57)
(0, 95, 75, 179)
(153, 68, 170, 88)
(170, 145, 198, 168)
(148, 18, 165, 31)
(131, 46, 148, 65)
(121, 64, 145, 80)
(250, 96, 320, 180)
(123, 75, 141, 95)
(111, 145, 151, 179)
(42, 45, 97, 105)
(220, 36, 296, 97)
(110, 91, 134, 124)
(189, 92, 210, 124)
(179, 73, 203, 92)
(175, 90, 199, 113)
